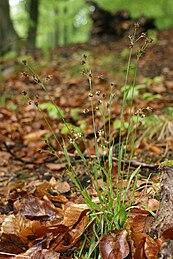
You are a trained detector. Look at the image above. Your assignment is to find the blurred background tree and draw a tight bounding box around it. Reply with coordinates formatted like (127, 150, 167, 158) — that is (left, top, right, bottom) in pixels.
(0, 0, 19, 55)
(27, 0, 39, 49)
(2, 0, 173, 54)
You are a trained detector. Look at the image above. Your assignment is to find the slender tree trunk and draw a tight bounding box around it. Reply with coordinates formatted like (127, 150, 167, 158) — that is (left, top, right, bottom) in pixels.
(27, 0, 39, 49)
(0, 0, 19, 55)
(53, 7, 59, 48)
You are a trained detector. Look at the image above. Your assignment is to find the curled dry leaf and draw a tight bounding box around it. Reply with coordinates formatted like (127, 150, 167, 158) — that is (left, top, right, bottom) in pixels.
(125, 212, 153, 234)
(35, 181, 68, 203)
(52, 214, 88, 252)
(132, 233, 159, 259)
(15, 245, 60, 259)
(144, 235, 160, 259)
(13, 195, 63, 221)
(99, 230, 130, 259)
(63, 203, 89, 227)
(1, 213, 48, 244)
(49, 177, 71, 194)
(0, 233, 27, 255)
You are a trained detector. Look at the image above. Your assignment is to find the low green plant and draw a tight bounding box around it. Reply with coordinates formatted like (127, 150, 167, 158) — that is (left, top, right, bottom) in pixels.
(136, 111, 173, 145)
(39, 102, 64, 119)
(23, 25, 153, 258)
(0, 93, 10, 107)
(63, 25, 152, 257)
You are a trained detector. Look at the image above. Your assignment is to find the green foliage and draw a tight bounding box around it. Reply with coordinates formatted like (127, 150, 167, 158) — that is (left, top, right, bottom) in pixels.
(95, 0, 173, 29)
(142, 93, 161, 101)
(113, 119, 129, 129)
(121, 84, 145, 100)
(70, 108, 80, 121)
(10, 0, 173, 50)
(37, 0, 92, 48)
(60, 123, 81, 134)
(10, 0, 92, 49)
(9, 0, 172, 51)
(39, 102, 64, 119)
(10, 0, 28, 38)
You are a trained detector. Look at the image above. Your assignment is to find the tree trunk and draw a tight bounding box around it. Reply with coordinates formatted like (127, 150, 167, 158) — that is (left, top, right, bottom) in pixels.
(27, 0, 39, 49)
(0, 0, 19, 55)
(150, 162, 173, 257)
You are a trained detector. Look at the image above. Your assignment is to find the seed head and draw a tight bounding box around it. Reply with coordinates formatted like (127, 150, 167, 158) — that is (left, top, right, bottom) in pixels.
(88, 93, 93, 98)
(83, 109, 89, 114)
(96, 90, 101, 96)
(22, 91, 27, 96)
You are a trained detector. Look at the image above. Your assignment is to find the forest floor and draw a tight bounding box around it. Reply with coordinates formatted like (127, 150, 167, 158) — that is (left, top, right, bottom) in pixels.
(0, 28, 173, 258)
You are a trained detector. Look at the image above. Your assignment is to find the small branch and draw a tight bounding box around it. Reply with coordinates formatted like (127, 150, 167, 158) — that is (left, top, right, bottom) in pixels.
(3, 142, 33, 164)
(56, 151, 157, 168)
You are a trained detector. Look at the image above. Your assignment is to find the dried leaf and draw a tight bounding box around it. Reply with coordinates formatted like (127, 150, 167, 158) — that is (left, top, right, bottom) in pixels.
(99, 230, 130, 259)
(15, 245, 60, 259)
(162, 227, 173, 240)
(144, 235, 159, 259)
(0, 233, 27, 254)
(1, 213, 48, 244)
(147, 198, 160, 212)
(49, 178, 71, 194)
(132, 233, 159, 259)
(24, 130, 48, 144)
(35, 182, 68, 203)
(126, 214, 153, 234)
(63, 203, 89, 227)
(53, 214, 88, 252)
(13, 195, 62, 221)
(46, 163, 66, 171)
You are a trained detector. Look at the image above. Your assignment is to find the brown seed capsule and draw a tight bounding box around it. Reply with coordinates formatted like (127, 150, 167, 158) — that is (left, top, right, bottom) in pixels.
(83, 109, 89, 114)
(22, 91, 27, 96)
(88, 93, 93, 97)
(96, 90, 101, 96)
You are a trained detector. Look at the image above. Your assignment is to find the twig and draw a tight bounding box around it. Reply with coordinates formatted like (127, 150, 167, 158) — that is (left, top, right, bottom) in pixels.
(3, 142, 157, 169)
(56, 151, 157, 168)
(3, 142, 33, 164)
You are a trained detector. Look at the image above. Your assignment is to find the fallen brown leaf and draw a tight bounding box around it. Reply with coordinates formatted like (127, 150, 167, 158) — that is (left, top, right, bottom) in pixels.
(99, 230, 130, 259)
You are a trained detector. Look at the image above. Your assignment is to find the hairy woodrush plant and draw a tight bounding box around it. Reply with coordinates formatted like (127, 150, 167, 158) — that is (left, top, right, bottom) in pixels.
(22, 24, 153, 258)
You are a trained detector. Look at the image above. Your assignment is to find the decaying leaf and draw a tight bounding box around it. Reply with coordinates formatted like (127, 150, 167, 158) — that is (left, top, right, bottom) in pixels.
(35, 181, 68, 203)
(63, 203, 89, 227)
(1, 213, 48, 244)
(131, 233, 159, 259)
(14, 245, 60, 259)
(23, 130, 49, 144)
(52, 214, 88, 252)
(13, 195, 62, 221)
(99, 230, 130, 259)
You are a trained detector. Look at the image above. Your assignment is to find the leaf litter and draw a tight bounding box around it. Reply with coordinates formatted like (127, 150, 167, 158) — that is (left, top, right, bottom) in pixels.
(0, 29, 173, 258)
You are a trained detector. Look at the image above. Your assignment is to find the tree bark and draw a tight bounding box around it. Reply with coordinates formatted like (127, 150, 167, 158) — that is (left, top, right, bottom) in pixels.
(150, 163, 173, 257)
(27, 0, 39, 49)
(0, 0, 19, 55)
